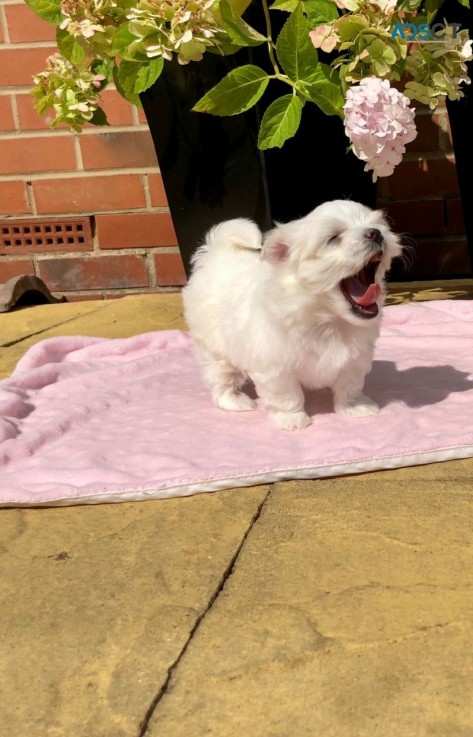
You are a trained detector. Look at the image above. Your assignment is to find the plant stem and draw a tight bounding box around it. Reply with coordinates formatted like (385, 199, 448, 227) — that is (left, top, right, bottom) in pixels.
(260, 0, 280, 76)
(270, 73, 296, 88)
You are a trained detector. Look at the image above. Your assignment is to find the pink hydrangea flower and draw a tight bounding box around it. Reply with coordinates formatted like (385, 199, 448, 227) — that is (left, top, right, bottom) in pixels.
(309, 25, 339, 53)
(344, 77, 417, 180)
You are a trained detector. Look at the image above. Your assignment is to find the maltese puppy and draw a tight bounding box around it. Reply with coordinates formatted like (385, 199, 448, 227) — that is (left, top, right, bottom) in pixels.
(182, 200, 402, 431)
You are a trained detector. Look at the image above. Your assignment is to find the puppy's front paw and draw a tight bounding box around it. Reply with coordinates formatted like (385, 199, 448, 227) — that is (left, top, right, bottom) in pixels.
(216, 391, 256, 412)
(336, 395, 379, 418)
(269, 410, 312, 432)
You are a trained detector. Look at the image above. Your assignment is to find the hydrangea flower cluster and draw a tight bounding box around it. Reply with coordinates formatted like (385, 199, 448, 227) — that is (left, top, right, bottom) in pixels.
(127, 0, 222, 64)
(405, 31, 473, 108)
(344, 76, 417, 180)
(32, 54, 106, 131)
(307, 0, 472, 177)
(310, 0, 406, 84)
(59, 0, 122, 52)
(31, 0, 224, 130)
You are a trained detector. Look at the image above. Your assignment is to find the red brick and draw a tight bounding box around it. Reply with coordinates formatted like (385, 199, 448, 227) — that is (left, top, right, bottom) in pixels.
(0, 47, 56, 86)
(380, 199, 444, 235)
(0, 258, 36, 283)
(153, 253, 187, 286)
(147, 173, 169, 207)
(96, 212, 177, 249)
(80, 130, 157, 170)
(33, 175, 146, 214)
(93, 89, 134, 127)
(0, 96, 15, 131)
(0, 181, 29, 216)
(0, 16, 4, 43)
(16, 92, 66, 131)
(0, 136, 75, 175)
(386, 158, 460, 199)
(4, 4, 57, 42)
(406, 113, 442, 153)
(38, 255, 149, 291)
(446, 198, 465, 235)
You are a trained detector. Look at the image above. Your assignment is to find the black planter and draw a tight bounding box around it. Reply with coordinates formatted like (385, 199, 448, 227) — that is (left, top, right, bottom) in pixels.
(444, 0, 473, 272)
(140, 54, 271, 275)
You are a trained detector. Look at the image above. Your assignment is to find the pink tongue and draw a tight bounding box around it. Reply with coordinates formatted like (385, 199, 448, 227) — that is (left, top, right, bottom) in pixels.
(347, 280, 381, 307)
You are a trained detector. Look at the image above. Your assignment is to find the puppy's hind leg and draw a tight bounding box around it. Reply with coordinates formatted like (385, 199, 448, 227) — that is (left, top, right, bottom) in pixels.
(196, 348, 256, 412)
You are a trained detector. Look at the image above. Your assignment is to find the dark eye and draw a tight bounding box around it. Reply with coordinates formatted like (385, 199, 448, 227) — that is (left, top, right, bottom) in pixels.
(327, 234, 340, 244)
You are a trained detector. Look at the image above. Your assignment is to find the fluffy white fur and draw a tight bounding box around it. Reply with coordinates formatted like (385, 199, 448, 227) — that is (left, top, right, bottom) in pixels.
(182, 200, 402, 431)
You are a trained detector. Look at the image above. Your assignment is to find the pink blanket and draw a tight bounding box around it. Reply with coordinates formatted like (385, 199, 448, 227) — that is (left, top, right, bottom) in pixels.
(1, 300, 473, 506)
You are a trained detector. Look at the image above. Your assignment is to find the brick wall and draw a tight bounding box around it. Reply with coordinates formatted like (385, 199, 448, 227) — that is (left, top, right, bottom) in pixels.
(379, 103, 469, 280)
(0, 0, 187, 301)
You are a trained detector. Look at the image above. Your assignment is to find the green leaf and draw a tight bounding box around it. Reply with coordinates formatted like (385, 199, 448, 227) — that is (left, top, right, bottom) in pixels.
(25, 0, 62, 24)
(193, 65, 270, 116)
(336, 14, 368, 42)
(298, 63, 344, 117)
(114, 66, 140, 106)
(276, 4, 319, 84)
(207, 36, 243, 55)
(258, 94, 302, 149)
(271, 0, 300, 11)
(368, 38, 397, 66)
(457, 0, 470, 6)
(113, 59, 163, 105)
(110, 24, 148, 62)
(92, 58, 114, 81)
(35, 94, 54, 115)
(56, 29, 86, 65)
(134, 58, 164, 94)
(303, 0, 339, 26)
(219, 0, 266, 46)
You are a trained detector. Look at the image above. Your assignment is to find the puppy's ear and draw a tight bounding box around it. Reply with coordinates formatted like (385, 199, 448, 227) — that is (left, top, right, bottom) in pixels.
(372, 208, 391, 227)
(261, 230, 290, 263)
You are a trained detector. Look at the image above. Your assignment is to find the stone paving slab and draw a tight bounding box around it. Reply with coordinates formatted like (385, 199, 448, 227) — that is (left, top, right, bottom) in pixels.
(0, 488, 269, 737)
(0, 299, 107, 348)
(147, 473, 473, 737)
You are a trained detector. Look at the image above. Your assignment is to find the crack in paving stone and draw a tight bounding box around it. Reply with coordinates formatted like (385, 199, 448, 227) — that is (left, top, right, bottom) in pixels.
(1, 305, 111, 348)
(137, 488, 272, 737)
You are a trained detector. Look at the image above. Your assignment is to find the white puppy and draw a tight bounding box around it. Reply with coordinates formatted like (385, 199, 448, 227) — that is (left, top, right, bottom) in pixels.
(182, 200, 402, 431)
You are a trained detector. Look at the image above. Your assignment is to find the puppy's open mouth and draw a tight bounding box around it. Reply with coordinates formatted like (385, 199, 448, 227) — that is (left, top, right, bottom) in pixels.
(340, 253, 383, 320)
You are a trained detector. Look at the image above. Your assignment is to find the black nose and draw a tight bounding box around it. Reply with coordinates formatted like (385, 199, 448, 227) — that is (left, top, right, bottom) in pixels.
(365, 228, 383, 245)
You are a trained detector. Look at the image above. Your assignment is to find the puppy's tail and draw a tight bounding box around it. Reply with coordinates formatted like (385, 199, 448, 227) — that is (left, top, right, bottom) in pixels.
(191, 218, 262, 270)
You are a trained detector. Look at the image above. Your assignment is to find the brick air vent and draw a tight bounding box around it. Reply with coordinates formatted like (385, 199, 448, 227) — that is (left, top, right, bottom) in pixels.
(0, 217, 93, 255)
